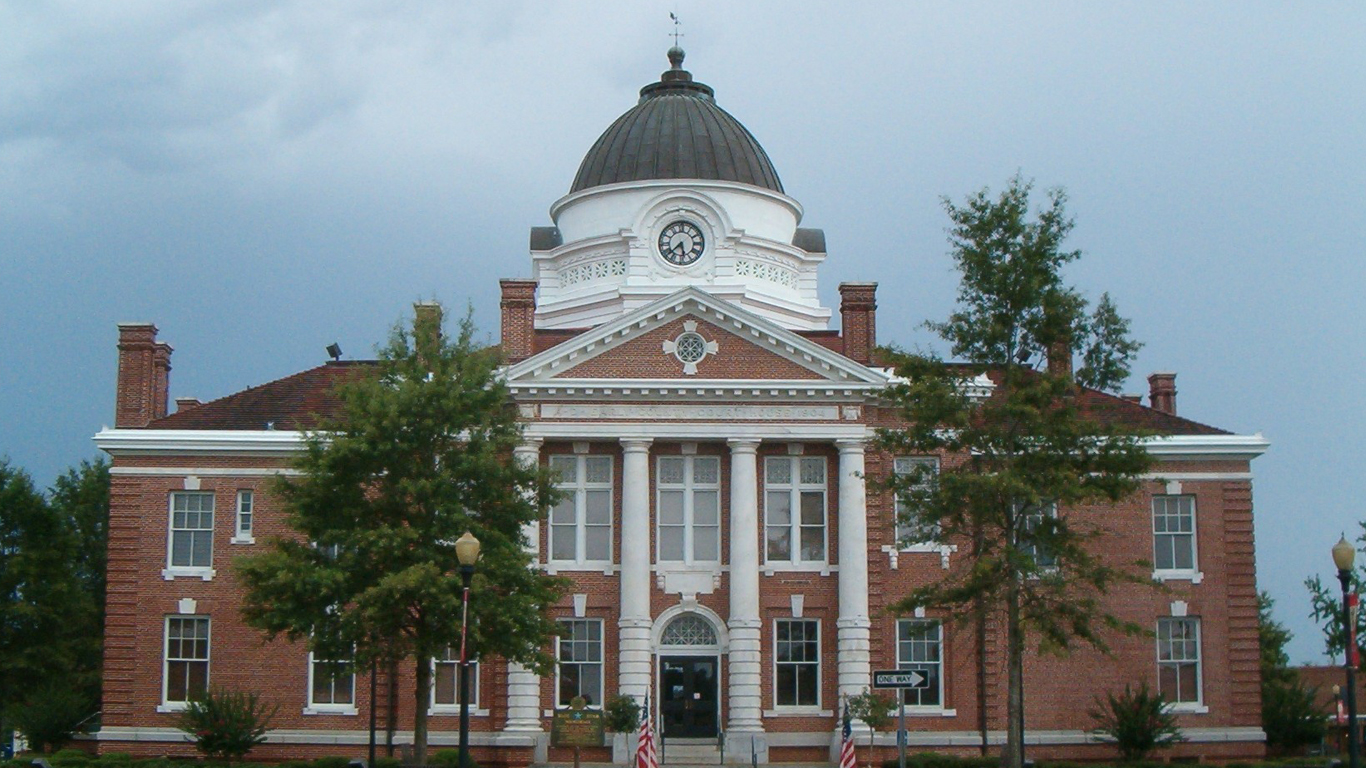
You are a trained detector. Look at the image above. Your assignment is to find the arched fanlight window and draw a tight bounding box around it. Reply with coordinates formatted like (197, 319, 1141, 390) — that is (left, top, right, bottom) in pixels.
(660, 614, 718, 647)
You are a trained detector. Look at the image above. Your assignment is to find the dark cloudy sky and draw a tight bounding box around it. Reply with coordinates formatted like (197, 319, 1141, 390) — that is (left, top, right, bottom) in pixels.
(2, 2, 1362, 664)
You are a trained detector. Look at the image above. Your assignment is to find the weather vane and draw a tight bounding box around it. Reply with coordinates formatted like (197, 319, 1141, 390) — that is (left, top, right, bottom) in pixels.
(669, 11, 683, 47)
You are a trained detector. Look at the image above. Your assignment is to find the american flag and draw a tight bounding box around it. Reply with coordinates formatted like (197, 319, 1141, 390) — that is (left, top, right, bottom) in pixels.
(636, 694, 658, 768)
(839, 700, 858, 768)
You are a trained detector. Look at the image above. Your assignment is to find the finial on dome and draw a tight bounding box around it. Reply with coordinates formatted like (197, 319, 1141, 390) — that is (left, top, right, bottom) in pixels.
(667, 46, 685, 70)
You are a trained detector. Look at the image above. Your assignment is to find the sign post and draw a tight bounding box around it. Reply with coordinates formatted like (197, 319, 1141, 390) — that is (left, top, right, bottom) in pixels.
(873, 669, 930, 768)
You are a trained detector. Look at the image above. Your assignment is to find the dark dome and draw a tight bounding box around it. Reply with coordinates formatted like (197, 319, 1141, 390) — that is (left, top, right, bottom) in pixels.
(571, 49, 784, 195)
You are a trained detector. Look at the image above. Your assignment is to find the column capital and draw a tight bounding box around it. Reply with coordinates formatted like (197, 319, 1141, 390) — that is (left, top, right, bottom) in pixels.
(620, 438, 653, 453)
(834, 437, 867, 454)
(514, 439, 543, 455)
(726, 438, 761, 453)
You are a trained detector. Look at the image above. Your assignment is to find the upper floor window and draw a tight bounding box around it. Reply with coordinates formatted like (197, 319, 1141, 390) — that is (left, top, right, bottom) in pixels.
(775, 619, 820, 708)
(1156, 617, 1202, 707)
(1016, 502, 1058, 569)
(556, 618, 603, 707)
(893, 457, 940, 547)
(169, 492, 214, 571)
(549, 455, 613, 566)
(765, 456, 827, 564)
(896, 619, 943, 709)
(231, 490, 254, 544)
(658, 456, 721, 564)
(1152, 495, 1197, 574)
(163, 616, 210, 707)
(432, 646, 479, 711)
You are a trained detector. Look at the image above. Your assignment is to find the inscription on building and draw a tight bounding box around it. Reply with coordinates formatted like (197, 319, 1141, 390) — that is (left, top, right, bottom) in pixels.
(539, 404, 841, 421)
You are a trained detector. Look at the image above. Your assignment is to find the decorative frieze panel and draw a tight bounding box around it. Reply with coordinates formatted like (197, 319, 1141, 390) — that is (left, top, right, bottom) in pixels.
(539, 403, 841, 421)
(559, 258, 628, 287)
(734, 258, 797, 289)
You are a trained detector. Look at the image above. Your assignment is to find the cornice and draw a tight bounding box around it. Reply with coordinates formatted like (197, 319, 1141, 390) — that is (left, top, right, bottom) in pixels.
(94, 428, 306, 455)
(1143, 433, 1270, 460)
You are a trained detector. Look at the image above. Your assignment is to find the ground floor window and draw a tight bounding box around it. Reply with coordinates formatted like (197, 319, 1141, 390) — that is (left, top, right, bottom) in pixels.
(433, 646, 479, 709)
(308, 653, 355, 710)
(1157, 617, 1201, 705)
(896, 619, 943, 708)
(557, 618, 603, 706)
(775, 619, 820, 707)
(164, 616, 209, 704)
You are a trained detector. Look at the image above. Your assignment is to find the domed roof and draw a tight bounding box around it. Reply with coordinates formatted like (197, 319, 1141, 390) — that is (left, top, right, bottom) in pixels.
(571, 48, 784, 195)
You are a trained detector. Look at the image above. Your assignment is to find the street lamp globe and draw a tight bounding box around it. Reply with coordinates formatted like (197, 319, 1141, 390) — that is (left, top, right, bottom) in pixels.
(1335, 536, 1357, 573)
(456, 531, 481, 566)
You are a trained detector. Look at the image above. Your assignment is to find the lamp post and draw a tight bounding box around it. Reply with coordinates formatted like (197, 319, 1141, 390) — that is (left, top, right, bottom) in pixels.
(456, 532, 481, 768)
(1333, 536, 1359, 768)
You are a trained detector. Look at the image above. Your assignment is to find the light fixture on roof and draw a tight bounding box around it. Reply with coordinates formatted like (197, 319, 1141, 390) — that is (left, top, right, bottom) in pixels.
(326, 343, 342, 361)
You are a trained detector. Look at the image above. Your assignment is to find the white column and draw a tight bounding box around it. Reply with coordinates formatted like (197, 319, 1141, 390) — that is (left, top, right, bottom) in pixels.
(619, 438, 654, 701)
(726, 439, 764, 736)
(507, 439, 544, 731)
(835, 439, 872, 703)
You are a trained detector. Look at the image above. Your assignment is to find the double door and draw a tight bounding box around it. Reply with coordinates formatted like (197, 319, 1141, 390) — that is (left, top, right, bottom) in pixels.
(659, 655, 719, 738)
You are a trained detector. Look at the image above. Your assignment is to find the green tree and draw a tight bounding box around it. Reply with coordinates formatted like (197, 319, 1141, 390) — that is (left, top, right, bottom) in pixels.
(0, 460, 101, 749)
(1259, 592, 1326, 754)
(846, 689, 897, 767)
(1089, 682, 1183, 761)
(47, 459, 110, 699)
(875, 175, 1155, 768)
(1306, 524, 1366, 667)
(238, 307, 565, 765)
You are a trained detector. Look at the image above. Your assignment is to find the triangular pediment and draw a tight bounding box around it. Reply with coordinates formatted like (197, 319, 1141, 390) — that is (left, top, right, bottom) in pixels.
(504, 287, 888, 388)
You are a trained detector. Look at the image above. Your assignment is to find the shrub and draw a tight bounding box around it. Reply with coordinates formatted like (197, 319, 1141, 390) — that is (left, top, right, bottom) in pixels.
(7, 684, 96, 753)
(429, 749, 478, 768)
(1262, 677, 1326, 755)
(98, 754, 132, 762)
(374, 757, 402, 768)
(1089, 682, 1184, 762)
(177, 689, 278, 763)
(311, 757, 353, 768)
(603, 695, 641, 733)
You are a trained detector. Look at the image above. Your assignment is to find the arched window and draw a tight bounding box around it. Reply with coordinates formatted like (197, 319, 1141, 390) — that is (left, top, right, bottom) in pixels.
(660, 614, 718, 647)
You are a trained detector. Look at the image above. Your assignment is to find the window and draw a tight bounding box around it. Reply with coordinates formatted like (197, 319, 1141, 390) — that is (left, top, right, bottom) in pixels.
(775, 619, 820, 707)
(1017, 502, 1058, 569)
(549, 456, 613, 565)
(893, 457, 940, 547)
(169, 492, 214, 570)
(1153, 496, 1197, 573)
(658, 456, 721, 564)
(896, 620, 943, 708)
(163, 616, 210, 706)
(557, 618, 603, 707)
(1157, 617, 1202, 706)
(308, 652, 356, 711)
(232, 490, 254, 544)
(765, 456, 827, 564)
(433, 646, 479, 710)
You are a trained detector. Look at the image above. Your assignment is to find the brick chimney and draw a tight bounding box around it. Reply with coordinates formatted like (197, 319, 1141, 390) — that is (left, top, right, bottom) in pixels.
(1047, 340, 1072, 377)
(500, 279, 538, 363)
(174, 397, 202, 412)
(115, 323, 172, 428)
(838, 282, 877, 365)
(1148, 372, 1177, 415)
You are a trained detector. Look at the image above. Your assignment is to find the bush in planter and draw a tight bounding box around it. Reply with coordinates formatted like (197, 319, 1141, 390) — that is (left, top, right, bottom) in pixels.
(176, 689, 277, 763)
(603, 695, 642, 733)
(1089, 683, 1184, 762)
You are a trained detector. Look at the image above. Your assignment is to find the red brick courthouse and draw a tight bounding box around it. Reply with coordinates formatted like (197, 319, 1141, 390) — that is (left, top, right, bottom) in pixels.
(94, 50, 1269, 764)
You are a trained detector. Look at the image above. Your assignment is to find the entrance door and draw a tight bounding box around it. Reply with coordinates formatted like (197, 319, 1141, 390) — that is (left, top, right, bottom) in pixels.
(659, 655, 719, 738)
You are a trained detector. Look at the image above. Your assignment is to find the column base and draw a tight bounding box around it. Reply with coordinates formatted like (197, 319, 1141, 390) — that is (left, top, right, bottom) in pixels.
(724, 731, 769, 765)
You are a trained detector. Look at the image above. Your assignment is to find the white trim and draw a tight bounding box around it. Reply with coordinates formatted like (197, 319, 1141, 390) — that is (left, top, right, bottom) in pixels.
(167, 491, 214, 577)
(1151, 494, 1198, 578)
(895, 618, 945, 709)
(529, 422, 874, 441)
(763, 708, 832, 718)
(92, 726, 539, 746)
(231, 489, 255, 545)
(651, 604, 730, 651)
(109, 467, 302, 476)
(1141, 472, 1254, 481)
(656, 455, 722, 566)
(1143, 434, 1269, 459)
(96, 428, 307, 455)
(162, 615, 210, 709)
(430, 649, 482, 715)
(1156, 616, 1203, 708)
(898, 707, 958, 717)
(763, 455, 829, 566)
(547, 454, 615, 569)
(857, 726, 1264, 747)
(550, 178, 804, 223)
(555, 617, 605, 708)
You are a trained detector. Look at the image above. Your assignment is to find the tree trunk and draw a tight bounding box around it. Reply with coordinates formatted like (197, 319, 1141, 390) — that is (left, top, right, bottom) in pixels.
(1002, 576, 1024, 768)
(386, 657, 400, 756)
(414, 655, 431, 766)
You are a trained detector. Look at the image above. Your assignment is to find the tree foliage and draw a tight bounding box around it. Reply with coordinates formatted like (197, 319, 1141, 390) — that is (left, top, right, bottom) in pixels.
(237, 307, 565, 764)
(1306, 524, 1366, 666)
(1, 459, 107, 748)
(1089, 683, 1184, 762)
(1259, 592, 1326, 754)
(875, 175, 1155, 768)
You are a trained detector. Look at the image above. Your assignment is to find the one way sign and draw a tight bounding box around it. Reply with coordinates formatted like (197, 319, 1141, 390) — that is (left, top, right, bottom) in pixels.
(872, 669, 929, 689)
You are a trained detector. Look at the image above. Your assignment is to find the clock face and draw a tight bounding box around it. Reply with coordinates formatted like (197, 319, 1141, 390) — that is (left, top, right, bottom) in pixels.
(657, 220, 706, 266)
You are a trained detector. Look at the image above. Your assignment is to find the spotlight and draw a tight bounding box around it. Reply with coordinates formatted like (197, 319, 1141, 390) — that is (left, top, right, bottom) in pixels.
(326, 343, 342, 361)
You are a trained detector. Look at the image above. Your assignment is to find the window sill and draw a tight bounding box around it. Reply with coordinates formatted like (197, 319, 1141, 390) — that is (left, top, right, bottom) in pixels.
(544, 562, 616, 576)
(1164, 703, 1209, 714)
(156, 702, 190, 713)
(303, 706, 359, 716)
(1153, 570, 1203, 584)
(763, 708, 832, 718)
(899, 707, 957, 718)
(162, 567, 216, 581)
(230, 535, 255, 545)
(431, 707, 490, 717)
(762, 564, 836, 576)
